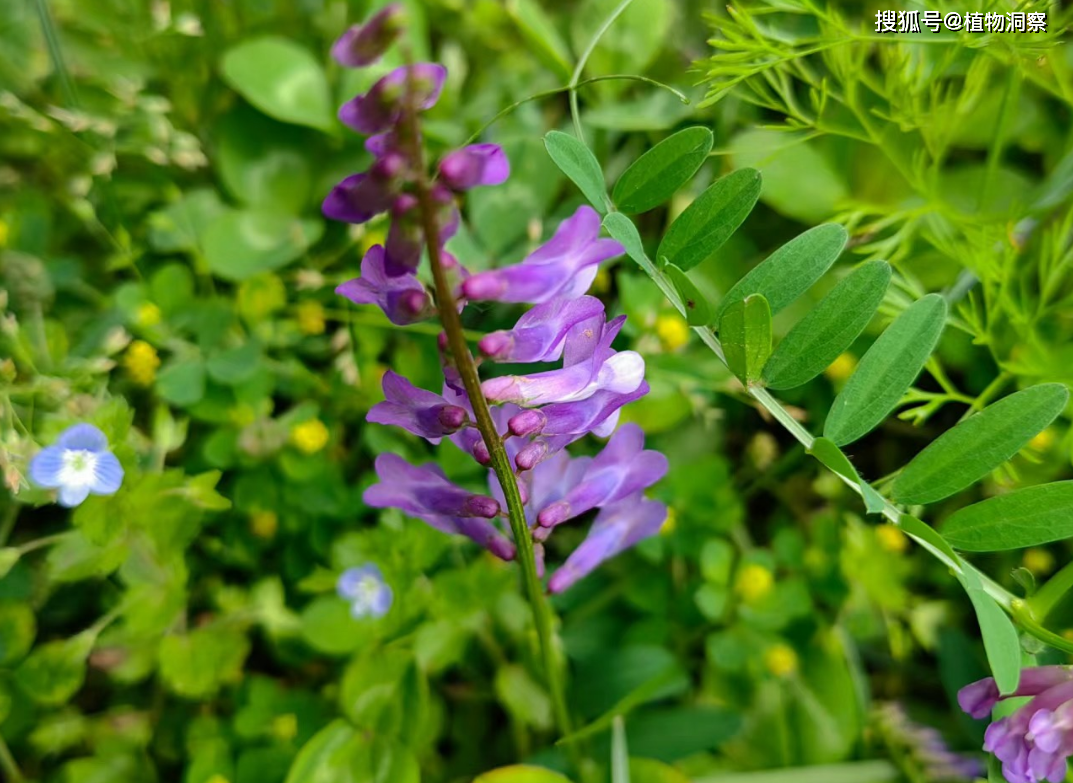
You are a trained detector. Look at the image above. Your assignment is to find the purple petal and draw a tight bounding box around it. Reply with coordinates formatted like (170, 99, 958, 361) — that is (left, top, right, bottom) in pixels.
(58, 484, 91, 508)
(335, 245, 433, 325)
(338, 63, 447, 134)
(364, 453, 500, 519)
(461, 206, 624, 304)
(28, 445, 65, 489)
(548, 496, 667, 593)
(367, 370, 468, 441)
(331, 4, 405, 68)
(438, 143, 510, 191)
(337, 564, 383, 599)
(57, 424, 108, 452)
(89, 452, 124, 495)
(322, 173, 394, 224)
(479, 296, 605, 363)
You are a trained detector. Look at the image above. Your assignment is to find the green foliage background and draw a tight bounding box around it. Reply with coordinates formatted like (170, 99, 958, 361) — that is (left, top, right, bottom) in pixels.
(1, 0, 1072, 782)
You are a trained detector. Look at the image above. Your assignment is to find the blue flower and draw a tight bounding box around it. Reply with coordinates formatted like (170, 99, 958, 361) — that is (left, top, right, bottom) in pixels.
(28, 424, 124, 508)
(337, 564, 393, 619)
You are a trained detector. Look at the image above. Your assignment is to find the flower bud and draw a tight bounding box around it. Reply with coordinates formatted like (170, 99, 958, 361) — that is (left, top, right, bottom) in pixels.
(508, 410, 545, 438)
(438, 144, 510, 191)
(436, 404, 467, 432)
(331, 4, 406, 68)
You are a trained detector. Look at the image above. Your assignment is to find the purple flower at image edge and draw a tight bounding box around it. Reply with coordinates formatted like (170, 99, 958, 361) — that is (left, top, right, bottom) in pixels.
(28, 423, 124, 508)
(958, 666, 1073, 783)
(337, 564, 393, 619)
(331, 3, 405, 68)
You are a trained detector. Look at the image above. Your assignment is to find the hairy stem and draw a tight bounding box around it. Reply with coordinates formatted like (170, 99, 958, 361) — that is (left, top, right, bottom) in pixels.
(399, 62, 574, 746)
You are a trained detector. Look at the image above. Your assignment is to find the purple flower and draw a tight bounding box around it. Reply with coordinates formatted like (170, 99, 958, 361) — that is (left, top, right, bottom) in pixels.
(481, 314, 644, 407)
(29, 423, 124, 508)
(874, 702, 983, 782)
(438, 144, 510, 191)
(335, 245, 433, 325)
(364, 454, 515, 559)
(462, 206, 624, 304)
(368, 371, 469, 442)
(383, 189, 459, 276)
(339, 63, 446, 135)
(478, 296, 605, 363)
(547, 495, 666, 593)
(331, 4, 406, 68)
(959, 667, 1073, 783)
(322, 171, 395, 224)
(337, 563, 393, 619)
(535, 424, 668, 529)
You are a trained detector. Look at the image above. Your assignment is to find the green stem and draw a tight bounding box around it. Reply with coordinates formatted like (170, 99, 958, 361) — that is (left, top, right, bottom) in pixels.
(0, 731, 23, 783)
(1029, 559, 1073, 622)
(399, 59, 574, 749)
(568, 0, 636, 143)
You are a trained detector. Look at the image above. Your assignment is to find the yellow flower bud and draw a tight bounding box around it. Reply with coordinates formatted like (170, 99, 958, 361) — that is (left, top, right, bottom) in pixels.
(123, 340, 161, 386)
(764, 643, 798, 678)
(660, 507, 677, 535)
(655, 313, 690, 352)
(1030, 428, 1057, 452)
(296, 300, 326, 335)
(250, 510, 278, 540)
(271, 713, 298, 741)
(358, 223, 388, 255)
(735, 563, 774, 604)
(290, 419, 329, 454)
(136, 302, 162, 328)
(875, 525, 909, 554)
(824, 353, 857, 383)
(1023, 548, 1055, 576)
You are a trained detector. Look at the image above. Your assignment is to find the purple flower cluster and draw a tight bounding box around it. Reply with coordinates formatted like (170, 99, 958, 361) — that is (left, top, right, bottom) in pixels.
(959, 666, 1073, 782)
(325, 7, 667, 592)
(874, 702, 983, 782)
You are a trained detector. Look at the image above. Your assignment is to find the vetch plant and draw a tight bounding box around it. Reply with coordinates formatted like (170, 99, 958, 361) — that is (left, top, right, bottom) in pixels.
(324, 5, 667, 747)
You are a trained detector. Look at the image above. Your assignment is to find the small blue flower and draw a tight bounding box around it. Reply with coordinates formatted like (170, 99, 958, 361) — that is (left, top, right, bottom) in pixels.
(337, 563, 393, 619)
(28, 424, 124, 508)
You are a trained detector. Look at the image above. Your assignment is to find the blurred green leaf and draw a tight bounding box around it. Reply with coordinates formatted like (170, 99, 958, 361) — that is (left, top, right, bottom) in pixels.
(16, 631, 94, 706)
(657, 168, 761, 272)
(507, 0, 573, 81)
(474, 766, 574, 783)
(203, 210, 324, 281)
(221, 37, 333, 131)
(720, 293, 771, 384)
(893, 384, 1069, 505)
(496, 664, 553, 730)
(763, 261, 891, 390)
(943, 481, 1073, 551)
(824, 294, 947, 446)
(158, 627, 250, 699)
(544, 130, 608, 213)
(0, 601, 35, 666)
(613, 127, 713, 214)
(216, 108, 314, 214)
(808, 437, 885, 514)
(157, 358, 207, 407)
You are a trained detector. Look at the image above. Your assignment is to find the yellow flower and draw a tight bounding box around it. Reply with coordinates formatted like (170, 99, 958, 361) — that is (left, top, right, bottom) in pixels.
(250, 510, 278, 539)
(1030, 428, 1057, 452)
(764, 643, 799, 678)
(0, 220, 8, 248)
(655, 313, 690, 352)
(136, 302, 162, 328)
(296, 301, 326, 336)
(1023, 547, 1055, 576)
(735, 564, 774, 604)
(272, 713, 298, 741)
(825, 353, 857, 383)
(876, 525, 909, 554)
(358, 223, 388, 255)
(660, 507, 677, 536)
(124, 340, 160, 386)
(290, 419, 329, 454)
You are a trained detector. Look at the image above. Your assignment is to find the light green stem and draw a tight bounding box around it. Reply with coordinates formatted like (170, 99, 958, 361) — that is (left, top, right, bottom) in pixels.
(568, 0, 637, 144)
(0, 732, 23, 783)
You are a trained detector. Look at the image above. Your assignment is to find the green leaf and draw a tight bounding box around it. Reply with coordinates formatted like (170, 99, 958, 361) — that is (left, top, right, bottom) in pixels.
(719, 294, 771, 384)
(899, 514, 959, 564)
(215, 107, 313, 214)
(496, 664, 553, 731)
(0, 548, 19, 579)
(808, 437, 885, 514)
(158, 627, 250, 699)
(665, 263, 713, 326)
(203, 210, 324, 282)
(697, 761, 900, 783)
(612, 717, 629, 783)
(763, 261, 892, 390)
(656, 168, 761, 272)
(628, 758, 691, 783)
(823, 294, 947, 446)
(544, 131, 608, 213)
(473, 766, 574, 783)
(507, 0, 572, 81)
(715, 223, 848, 324)
(207, 341, 262, 386)
(893, 384, 1070, 504)
(220, 37, 332, 131)
(16, 632, 94, 706)
(0, 601, 35, 666)
(612, 127, 714, 214)
(603, 212, 651, 273)
(957, 567, 1021, 695)
(943, 481, 1073, 551)
(157, 358, 207, 408)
